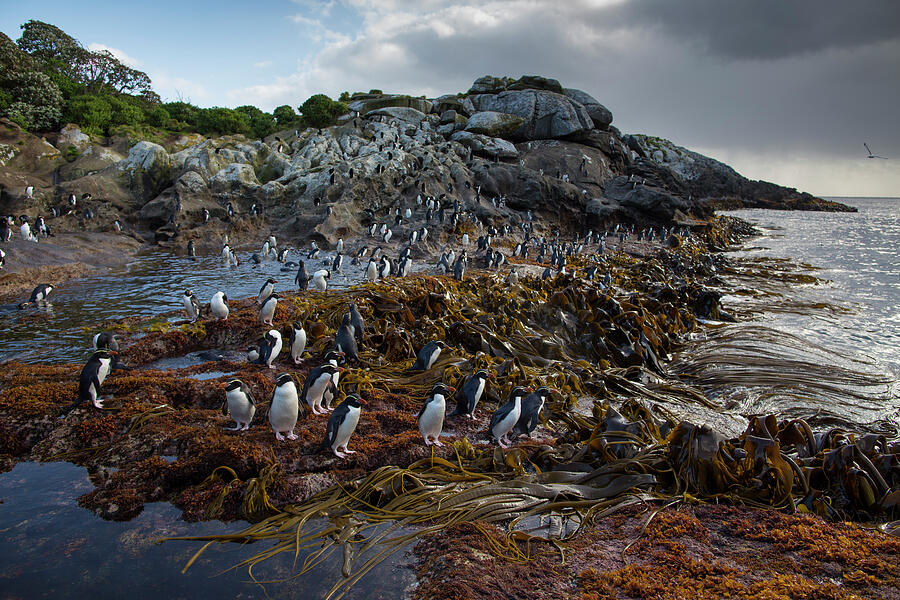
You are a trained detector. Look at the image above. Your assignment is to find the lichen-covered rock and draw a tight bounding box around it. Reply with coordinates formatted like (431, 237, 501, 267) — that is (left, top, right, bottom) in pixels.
(55, 124, 92, 152)
(563, 88, 613, 129)
(58, 145, 123, 181)
(508, 75, 564, 93)
(433, 95, 475, 117)
(467, 75, 514, 94)
(464, 111, 525, 137)
(449, 131, 518, 159)
(209, 163, 259, 195)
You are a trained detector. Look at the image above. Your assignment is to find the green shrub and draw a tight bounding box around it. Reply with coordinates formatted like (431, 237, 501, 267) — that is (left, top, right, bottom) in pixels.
(299, 94, 348, 128)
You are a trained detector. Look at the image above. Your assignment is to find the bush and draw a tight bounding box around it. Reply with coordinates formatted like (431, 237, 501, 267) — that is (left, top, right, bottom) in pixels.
(147, 105, 170, 127)
(64, 94, 113, 134)
(1, 70, 63, 130)
(299, 94, 348, 128)
(195, 107, 250, 136)
(273, 104, 297, 127)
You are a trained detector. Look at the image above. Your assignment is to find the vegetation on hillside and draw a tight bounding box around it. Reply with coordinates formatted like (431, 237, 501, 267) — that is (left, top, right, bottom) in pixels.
(0, 20, 348, 139)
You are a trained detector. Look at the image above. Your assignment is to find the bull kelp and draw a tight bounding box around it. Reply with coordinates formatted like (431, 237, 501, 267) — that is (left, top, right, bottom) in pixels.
(0, 218, 897, 598)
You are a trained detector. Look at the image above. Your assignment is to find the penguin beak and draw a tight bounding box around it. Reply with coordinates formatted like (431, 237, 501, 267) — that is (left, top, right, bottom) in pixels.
(447, 386, 456, 393)
(524, 386, 534, 392)
(357, 397, 367, 405)
(487, 374, 495, 379)
(337, 367, 346, 373)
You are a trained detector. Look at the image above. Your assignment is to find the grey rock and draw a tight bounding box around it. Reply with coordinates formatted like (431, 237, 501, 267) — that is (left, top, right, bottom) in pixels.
(56, 124, 91, 152)
(365, 107, 427, 126)
(563, 88, 613, 129)
(449, 131, 518, 159)
(433, 95, 475, 116)
(471, 90, 593, 141)
(467, 76, 513, 94)
(347, 95, 431, 115)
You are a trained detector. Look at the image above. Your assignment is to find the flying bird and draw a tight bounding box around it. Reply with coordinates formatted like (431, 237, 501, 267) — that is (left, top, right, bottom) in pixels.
(864, 143, 888, 159)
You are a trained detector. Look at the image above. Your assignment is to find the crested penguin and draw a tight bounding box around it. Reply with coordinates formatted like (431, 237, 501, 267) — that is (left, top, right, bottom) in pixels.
(418, 382, 455, 446)
(210, 291, 229, 319)
(506, 268, 519, 286)
(312, 269, 330, 291)
(25, 185, 34, 199)
(410, 340, 448, 371)
(289, 322, 307, 364)
(366, 257, 379, 282)
(257, 277, 277, 304)
(77, 349, 115, 409)
(450, 369, 492, 419)
(348, 303, 365, 343)
(0, 248, 5, 269)
(268, 373, 300, 441)
(332, 253, 344, 274)
(319, 394, 365, 458)
(320, 349, 345, 411)
(256, 329, 282, 369)
(334, 314, 359, 363)
(221, 244, 231, 260)
(92, 331, 120, 352)
(187, 240, 196, 257)
(453, 255, 466, 281)
(489, 386, 531, 448)
(513, 386, 556, 437)
(183, 290, 201, 321)
(19, 284, 53, 309)
(259, 293, 279, 325)
(300, 363, 342, 416)
(379, 256, 392, 279)
(222, 379, 256, 431)
(295, 260, 310, 290)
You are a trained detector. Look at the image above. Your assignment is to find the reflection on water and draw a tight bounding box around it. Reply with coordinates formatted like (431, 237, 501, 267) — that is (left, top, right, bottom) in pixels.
(0, 462, 415, 599)
(0, 249, 372, 364)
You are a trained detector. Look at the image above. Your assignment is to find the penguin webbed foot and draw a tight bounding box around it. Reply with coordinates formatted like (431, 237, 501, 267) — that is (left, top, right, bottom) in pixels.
(275, 432, 286, 441)
(333, 449, 348, 458)
(287, 431, 298, 440)
(226, 424, 241, 431)
(432, 438, 444, 447)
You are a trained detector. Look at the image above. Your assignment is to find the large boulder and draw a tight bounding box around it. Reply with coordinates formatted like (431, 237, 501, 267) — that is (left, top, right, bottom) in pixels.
(58, 145, 123, 181)
(209, 163, 259, 195)
(470, 90, 593, 141)
(110, 141, 172, 202)
(347, 95, 432, 115)
(364, 107, 427, 126)
(508, 75, 564, 93)
(56, 124, 91, 152)
(449, 131, 518, 159)
(603, 176, 690, 222)
(467, 76, 513, 94)
(562, 88, 613, 129)
(464, 111, 525, 137)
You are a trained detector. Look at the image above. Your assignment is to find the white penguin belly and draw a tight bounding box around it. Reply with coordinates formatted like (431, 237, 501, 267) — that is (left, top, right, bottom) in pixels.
(269, 387, 299, 432)
(333, 406, 361, 449)
(268, 338, 282, 365)
(472, 380, 485, 411)
(291, 330, 307, 360)
(260, 301, 276, 323)
(418, 395, 445, 439)
(308, 375, 331, 407)
(227, 390, 256, 423)
(492, 404, 521, 439)
(97, 359, 111, 387)
(425, 348, 441, 369)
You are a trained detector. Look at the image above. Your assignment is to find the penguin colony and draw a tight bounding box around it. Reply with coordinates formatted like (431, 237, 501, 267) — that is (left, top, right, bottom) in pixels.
(11, 148, 691, 460)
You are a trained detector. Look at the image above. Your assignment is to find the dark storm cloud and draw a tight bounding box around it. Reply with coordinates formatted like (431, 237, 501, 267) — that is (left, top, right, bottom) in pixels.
(611, 0, 900, 60)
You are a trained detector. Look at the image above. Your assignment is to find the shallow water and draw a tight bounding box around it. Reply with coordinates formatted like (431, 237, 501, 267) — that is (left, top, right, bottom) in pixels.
(0, 248, 372, 364)
(0, 461, 415, 599)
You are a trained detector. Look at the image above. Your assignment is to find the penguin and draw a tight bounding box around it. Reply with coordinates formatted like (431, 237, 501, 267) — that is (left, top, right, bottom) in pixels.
(222, 379, 256, 431)
(379, 256, 392, 278)
(259, 293, 279, 325)
(366, 257, 379, 282)
(410, 340, 448, 371)
(312, 269, 330, 291)
(0, 220, 10, 243)
(417, 382, 455, 446)
(348, 302, 365, 343)
(19, 284, 53, 309)
(289, 321, 307, 364)
(299, 363, 342, 415)
(20, 220, 32, 240)
(221, 244, 231, 260)
(383, 229, 392, 243)
(201, 207, 209, 224)
(77, 349, 115, 409)
(277, 247, 289, 263)
(461, 233, 469, 246)
(320, 349, 345, 411)
(262, 240, 270, 257)
(336, 238, 344, 253)
(453, 256, 466, 281)
(261, 329, 283, 368)
(25, 185, 34, 199)
(489, 386, 531, 448)
(334, 314, 359, 363)
(0, 248, 5, 270)
(183, 290, 200, 322)
(92, 332, 120, 352)
(268, 234, 277, 248)
(450, 369, 492, 419)
(187, 240, 196, 257)
(246, 344, 261, 363)
(513, 387, 556, 438)
(506, 268, 519, 287)
(210, 291, 229, 319)
(268, 373, 300, 441)
(319, 394, 366, 458)
(257, 277, 277, 304)
(295, 260, 310, 290)
(332, 253, 344, 274)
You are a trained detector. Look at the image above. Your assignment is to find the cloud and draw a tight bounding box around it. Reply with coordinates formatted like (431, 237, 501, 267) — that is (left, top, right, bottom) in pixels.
(253, 61, 273, 68)
(87, 43, 142, 67)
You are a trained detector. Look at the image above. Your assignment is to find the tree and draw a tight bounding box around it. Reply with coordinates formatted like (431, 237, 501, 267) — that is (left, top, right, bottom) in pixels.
(235, 104, 276, 139)
(3, 71, 63, 130)
(196, 107, 250, 136)
(299, 94, 348, 128)
(273, 104, 297, 126)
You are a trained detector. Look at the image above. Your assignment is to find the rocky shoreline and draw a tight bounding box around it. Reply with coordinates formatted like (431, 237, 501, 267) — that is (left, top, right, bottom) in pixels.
(0, 75, 893, 599)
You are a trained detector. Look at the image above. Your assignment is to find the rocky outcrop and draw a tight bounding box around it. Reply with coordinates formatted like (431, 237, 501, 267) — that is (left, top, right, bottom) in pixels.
(508, 75, 564, 93)
(55, 124, 91, 152)
(364, 107, 428, 126)
(470, 90, 594, 141)
(467, 76, 514, 94)
(58, 145, 123, 181)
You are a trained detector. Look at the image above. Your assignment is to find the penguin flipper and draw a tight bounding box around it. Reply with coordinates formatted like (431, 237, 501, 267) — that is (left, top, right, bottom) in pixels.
(319, 418, 337, 451)
(221, 399, 229, 416)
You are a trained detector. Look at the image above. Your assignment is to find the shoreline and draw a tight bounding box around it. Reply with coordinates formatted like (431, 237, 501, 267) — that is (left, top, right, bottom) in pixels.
(0, 215, 897, 598)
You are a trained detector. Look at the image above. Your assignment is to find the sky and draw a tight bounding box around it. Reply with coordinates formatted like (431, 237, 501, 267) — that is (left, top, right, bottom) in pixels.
(2, 0, 898, 197)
